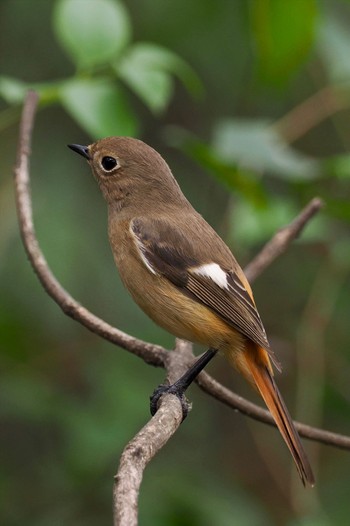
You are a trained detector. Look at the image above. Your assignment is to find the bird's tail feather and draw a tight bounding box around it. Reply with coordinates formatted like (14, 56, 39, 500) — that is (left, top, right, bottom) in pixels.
(245, 345, 315, 487)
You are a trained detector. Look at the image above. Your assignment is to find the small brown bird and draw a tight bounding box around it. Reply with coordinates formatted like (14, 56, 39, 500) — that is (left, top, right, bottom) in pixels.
(69, 137, 314, 486)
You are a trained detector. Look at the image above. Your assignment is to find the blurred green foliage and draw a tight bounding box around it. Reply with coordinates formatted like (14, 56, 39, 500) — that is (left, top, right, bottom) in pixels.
(1, 0, 350, 525)
(0, 0, 201, 136)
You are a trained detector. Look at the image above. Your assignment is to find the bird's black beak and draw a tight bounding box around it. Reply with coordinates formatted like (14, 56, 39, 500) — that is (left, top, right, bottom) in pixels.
(68, 143, 91, 160)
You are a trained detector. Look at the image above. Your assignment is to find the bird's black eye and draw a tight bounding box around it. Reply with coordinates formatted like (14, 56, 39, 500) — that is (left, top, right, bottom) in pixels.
(101, 156, 118, 172)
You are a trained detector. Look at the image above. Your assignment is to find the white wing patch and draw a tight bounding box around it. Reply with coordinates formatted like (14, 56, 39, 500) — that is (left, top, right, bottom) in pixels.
(193, 263, 229, 290)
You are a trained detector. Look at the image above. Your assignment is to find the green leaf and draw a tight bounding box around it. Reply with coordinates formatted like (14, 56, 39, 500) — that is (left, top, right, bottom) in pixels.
(212, 119, 320, 180)
(0, 77, 63, 106)
(60, 78, 137, 138)
(118, 44, 173, 113)
(53, 0, 131, 69)
(117, 43, 202, 113)
(0, 76, 28, 104)
(250, 0, 316, 84)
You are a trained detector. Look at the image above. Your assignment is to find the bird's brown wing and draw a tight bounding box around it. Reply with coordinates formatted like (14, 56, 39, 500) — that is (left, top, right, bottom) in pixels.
(131, 217, 272, 353)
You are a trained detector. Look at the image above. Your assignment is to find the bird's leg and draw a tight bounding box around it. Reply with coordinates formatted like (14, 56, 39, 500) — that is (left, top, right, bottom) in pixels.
(150, 348, 218, 420)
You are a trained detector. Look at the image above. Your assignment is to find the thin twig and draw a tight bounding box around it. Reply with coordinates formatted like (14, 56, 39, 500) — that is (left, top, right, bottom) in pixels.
(244, 197, 324, 283)
(273, 85, 349, 144)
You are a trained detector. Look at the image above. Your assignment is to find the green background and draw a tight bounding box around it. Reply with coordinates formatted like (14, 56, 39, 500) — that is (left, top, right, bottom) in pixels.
(1, 1, 350, 524)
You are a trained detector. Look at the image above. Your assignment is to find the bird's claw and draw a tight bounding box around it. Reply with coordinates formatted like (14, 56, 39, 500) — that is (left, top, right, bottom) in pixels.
(150, 382, 191, 421)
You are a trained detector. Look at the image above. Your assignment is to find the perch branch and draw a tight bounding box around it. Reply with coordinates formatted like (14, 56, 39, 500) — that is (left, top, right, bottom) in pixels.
(114, 339, 193, 525)
(114, 394, 183, 526)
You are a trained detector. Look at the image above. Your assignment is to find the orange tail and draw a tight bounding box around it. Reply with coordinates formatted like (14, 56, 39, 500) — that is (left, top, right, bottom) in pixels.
(244, 344, 315, 486)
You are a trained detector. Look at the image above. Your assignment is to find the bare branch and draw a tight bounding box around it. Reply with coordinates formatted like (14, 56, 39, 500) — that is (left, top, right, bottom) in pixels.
(113, 339, 192, 524)
(114, 394, 183, 526)
(244, 197, 324, 283)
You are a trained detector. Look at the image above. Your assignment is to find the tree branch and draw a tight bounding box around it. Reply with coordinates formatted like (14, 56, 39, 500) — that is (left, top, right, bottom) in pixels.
(244, 197, 324, 282)
(114, 339, 192, 525)
(14, 91, 350, 524)
(114, 394, 183, 526)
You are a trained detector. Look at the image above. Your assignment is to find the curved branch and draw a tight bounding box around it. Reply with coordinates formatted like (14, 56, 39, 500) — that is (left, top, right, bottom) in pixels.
(14, 90, 350, 455)
(114, 394, 183, 526)
(113, 339, 192, 525)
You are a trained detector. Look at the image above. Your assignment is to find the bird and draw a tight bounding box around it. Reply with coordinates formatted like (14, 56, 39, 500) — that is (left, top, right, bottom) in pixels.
(68, 136, 314, 486)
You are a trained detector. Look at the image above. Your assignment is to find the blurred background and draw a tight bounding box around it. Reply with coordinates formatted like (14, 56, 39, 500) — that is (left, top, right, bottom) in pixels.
(1, 0, 350, 524)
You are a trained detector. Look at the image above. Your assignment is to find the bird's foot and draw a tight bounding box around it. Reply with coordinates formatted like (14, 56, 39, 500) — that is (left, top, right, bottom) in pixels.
(149, 348, 218, 421)
(150, 382, 191, 421)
